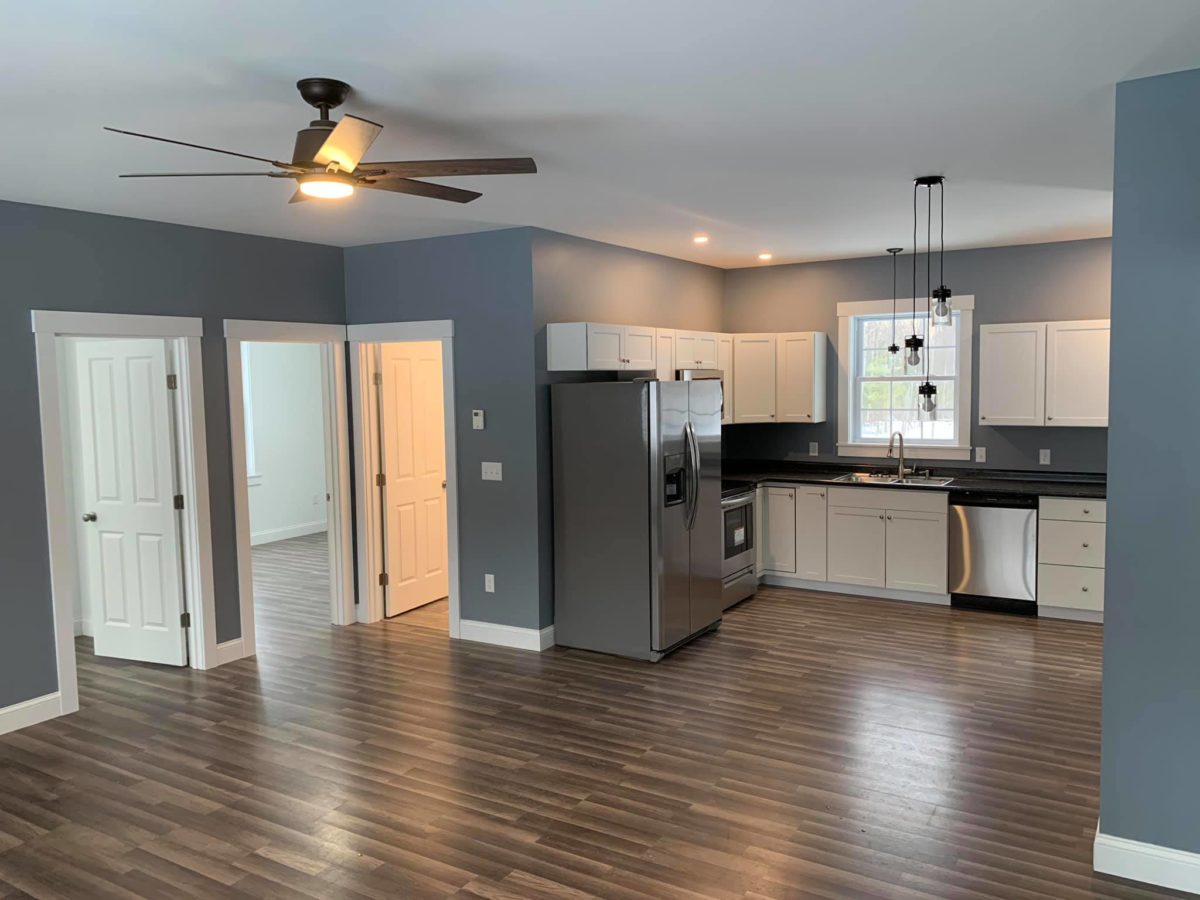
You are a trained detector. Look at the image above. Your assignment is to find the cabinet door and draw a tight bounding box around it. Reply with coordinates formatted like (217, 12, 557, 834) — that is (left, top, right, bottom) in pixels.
(693, 332, 719, 368)
(795, 487, 827, 582)
(655, 329, 676, 381)
(716, 334, 734, 424)
(586, 323, 625, 371)
(675, 331, 718, 369)
(885, 511, 948, 593)
(761, 487, 797, 574)
(827, 506, 885, 587)
(978, 323, 1046, 426)
(623, 325, 658, 371)
(754, 485, 765, 576)
(1045, 320, 1110, 427)
(776, 332, 817, 423)
(733, 334, 777, 423)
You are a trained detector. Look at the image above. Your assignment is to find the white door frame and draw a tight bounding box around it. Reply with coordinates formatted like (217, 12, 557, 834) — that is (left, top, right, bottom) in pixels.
(31, 310, 217, 722)
(223, 320, 354, 656)
(347, 320, 461, 638)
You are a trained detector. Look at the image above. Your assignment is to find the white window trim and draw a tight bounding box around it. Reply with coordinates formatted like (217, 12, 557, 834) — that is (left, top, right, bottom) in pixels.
(836, 295, 974, 461)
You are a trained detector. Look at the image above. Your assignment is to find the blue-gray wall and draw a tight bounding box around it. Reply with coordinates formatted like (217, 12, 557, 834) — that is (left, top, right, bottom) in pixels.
(531, 230, 724, 626)
(0, 200, 345, 708)
(722, 238, 1112, 472)
(1100, 68, 1200, 855)
(343, 229, 543, 630)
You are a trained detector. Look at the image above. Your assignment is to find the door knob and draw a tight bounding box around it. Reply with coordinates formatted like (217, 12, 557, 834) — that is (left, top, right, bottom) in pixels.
(442, 481, 447, 489)
(82, 512, 97, 523)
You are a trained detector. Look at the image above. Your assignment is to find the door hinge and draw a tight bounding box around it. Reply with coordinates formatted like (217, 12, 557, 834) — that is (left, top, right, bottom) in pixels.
(166, 373, 178, 390)
(379, 572, 389, 587)
(375, 473, 385, 487)
(373, 371, 383, 386)
(173, 494, 185, 510)
(180, 611, 191, 628)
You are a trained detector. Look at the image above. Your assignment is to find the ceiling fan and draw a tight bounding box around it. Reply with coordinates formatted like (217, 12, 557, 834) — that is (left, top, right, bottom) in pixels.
(106, 77, 537, 204)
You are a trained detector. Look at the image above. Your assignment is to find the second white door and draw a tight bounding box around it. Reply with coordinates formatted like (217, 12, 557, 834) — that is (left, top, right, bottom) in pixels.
(379, 341, 449, 616)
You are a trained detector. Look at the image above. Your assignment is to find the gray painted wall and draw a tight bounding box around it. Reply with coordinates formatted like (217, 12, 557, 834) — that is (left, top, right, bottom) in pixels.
(722, 238, 1112, 472)
(531, 229, 724, 626)
(1100, 69, 1200, 855)
(0, 200, 345, 708)
(343, 229, 543, 630)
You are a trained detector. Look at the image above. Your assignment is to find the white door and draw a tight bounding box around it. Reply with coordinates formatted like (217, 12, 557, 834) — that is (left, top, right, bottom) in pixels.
(776, 332, 816, 423)
(655, 329, 676, 381)
(585, 323, 624, 371)
(733, 334, 777, 422)
(795, 487, 827, 582)
(885, 511, 948, 594)
(716, 335, 734, 424)
(623, 325, 658, 371)
(70, 338, 187, 665)
(761, 487, 797, 574)
(978, 323, 1046, 426)
(827, 506, 885, 587)
(379, 342, 449, 616)
(1045, 320, 1110, 427)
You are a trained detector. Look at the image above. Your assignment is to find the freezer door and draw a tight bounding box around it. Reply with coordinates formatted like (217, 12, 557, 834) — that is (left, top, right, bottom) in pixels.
(653, 381, 693, 651)
(687, 379, 724, 634)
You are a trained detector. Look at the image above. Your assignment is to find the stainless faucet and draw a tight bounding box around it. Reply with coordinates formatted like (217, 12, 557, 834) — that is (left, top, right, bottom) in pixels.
(887, 431, 914, 479)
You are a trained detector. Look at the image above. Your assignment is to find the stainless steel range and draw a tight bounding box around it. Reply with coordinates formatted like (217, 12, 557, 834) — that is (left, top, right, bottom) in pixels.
(721, 480, 757, 608)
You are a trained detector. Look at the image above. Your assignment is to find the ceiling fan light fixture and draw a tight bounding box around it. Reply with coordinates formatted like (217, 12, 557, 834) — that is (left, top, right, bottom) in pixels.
(298, 173, 355, 199)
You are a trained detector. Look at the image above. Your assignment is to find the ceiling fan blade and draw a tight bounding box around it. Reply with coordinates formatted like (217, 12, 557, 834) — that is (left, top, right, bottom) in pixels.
(288, 190, 309, 204)
(314, 114, 382, 174)
(104, 127, 299, 170)
(357, 158, 537, 177)
(118, 171, 274, 178)
(360, 177, 481, 204)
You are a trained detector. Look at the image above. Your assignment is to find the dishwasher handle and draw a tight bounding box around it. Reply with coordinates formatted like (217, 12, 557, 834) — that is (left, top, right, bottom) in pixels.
(948, 490, 1038, 509)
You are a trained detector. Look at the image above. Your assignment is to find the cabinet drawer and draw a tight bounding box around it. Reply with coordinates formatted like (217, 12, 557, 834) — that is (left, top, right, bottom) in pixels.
(1038, 564, 1104, 612)
(1038, 520, 1105, 568)
(1040, 497, 1106, 523)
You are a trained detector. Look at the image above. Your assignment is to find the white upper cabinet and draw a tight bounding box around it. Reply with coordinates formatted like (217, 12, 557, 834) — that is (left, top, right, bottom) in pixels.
(716, 334, 734, 424)
(675, 330, 719, 369)
(655, 328, 676, 381)
(979, 323, 1046, 426)
(977, 319, 1109, 427)
(1045, 321, 1110, 427)
(733, 334, 777, 422)
(546, 322, 658, 372)
(776, 332, 827, 424)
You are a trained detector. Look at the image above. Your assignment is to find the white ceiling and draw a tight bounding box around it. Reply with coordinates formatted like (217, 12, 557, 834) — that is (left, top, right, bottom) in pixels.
(5, 1, 1200, 268)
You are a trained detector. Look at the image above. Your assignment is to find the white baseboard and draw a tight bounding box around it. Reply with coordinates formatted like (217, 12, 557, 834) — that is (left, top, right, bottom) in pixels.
(0, 692, 64, 736)
(250, 522, 327, 547)
(761, 575, 951, 606)
(211, 637, 254, 666)
(1095, 830, 1200, 895)
(459, 619, 555, 652)
(74, 617, 83, 637)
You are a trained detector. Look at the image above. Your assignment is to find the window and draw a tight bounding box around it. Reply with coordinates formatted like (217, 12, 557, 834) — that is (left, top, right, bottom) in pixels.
(837, 297, 974, 460)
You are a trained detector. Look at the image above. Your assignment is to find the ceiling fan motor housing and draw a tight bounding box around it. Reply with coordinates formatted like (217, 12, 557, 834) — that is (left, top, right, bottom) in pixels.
(292, 119, 335, 167)
(292, 78, 350, 166)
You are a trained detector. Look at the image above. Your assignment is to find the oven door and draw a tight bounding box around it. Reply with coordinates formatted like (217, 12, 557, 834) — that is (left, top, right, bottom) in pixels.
(721, 492, 755, 577)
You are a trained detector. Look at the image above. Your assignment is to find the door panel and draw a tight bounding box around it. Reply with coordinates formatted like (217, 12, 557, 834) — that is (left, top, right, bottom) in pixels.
(586, 323, 624, 370)
(655, 329, 676, 381)
(885, 511, 948, 593)
(733, 334, 776, 422)
(978, 323, 1045, 426)
(827, 506, 885, 587)
(762, 487, 797, 574)
(624, 325, 657, 370)
(71, 338, 187, 665)
(795, 487, 827, 581)
(379, 342, 449, 616)
(776, 333, 815, 423)
(1045, 321, 1109, 426)
(687, 380, 723, 634)
(716, 335, 734, 424)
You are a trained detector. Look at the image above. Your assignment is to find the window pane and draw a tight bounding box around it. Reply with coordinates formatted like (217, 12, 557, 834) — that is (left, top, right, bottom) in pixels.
(921, 409, 956, 441)
(860, 382, 890, 410)
(893, 410, 921, 439)
(892, 380, 917, 410)
(862, 349, 897, 377)
(935, 381, 955, 409)
(928, 347, 957, 376)
(860, 410, 892, 440)
(928, 317, 957, 347)
(860, 318, 896, 350)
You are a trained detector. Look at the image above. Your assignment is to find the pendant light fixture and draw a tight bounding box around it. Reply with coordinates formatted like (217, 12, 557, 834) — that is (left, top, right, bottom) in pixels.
(887, 247, 902, 357)
(904, 182, 924, 370)
(914, 175, 943, 414)
(932, 176, 952, 324)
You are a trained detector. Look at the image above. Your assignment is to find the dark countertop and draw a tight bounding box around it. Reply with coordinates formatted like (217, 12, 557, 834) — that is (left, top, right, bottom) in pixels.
(722, 460, 1107, 499)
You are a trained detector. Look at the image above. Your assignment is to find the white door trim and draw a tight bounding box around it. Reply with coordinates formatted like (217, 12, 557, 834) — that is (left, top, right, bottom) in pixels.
(348, 320, 461, 639)
(224, 321, 355, 652)
(31, 310, 216, 724)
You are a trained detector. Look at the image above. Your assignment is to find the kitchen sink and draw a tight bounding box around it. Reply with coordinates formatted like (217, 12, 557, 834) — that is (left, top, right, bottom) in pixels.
(831, 472, 954, 487)
(894, 476, 955, 487)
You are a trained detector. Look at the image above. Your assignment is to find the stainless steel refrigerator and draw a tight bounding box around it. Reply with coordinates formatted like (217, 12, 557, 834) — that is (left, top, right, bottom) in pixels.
(551, 379, 723, 661)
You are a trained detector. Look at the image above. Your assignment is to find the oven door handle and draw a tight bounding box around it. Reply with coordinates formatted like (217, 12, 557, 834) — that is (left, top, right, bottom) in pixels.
(721, 494, 754, 511)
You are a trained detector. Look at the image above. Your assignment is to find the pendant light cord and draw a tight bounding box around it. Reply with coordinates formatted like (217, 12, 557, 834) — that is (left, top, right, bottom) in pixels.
(939, 181, 945, 289)
(911, 182, 918, 338)
(926, 182, 932, 382)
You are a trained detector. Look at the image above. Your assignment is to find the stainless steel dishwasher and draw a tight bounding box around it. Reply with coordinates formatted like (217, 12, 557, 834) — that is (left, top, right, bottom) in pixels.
(948, 490, 1038, 611)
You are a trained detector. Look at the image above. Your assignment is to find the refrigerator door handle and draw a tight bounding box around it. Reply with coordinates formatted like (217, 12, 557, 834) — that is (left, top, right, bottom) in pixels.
(684, 420, 701, 531)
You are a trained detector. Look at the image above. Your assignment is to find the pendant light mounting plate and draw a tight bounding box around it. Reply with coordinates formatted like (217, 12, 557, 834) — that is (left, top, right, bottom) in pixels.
(932, 285, 952, 301)
(914, 175, 945, 187)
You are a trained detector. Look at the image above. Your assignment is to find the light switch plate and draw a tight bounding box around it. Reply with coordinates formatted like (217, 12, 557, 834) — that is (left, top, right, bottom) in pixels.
(1039, 449, 1052, 465)
(484, 573, 495, 593)
(808, 442, 819, 457)
(482, 461, 503, 481)
(975, 447, 986, 463)
(472, 409, 485, 430)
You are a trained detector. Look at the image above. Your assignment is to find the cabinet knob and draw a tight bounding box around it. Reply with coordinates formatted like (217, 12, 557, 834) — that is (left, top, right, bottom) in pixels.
(1048, 416, 1054, 421)
(886, 515, 893, 520)
(981, 416, 987, 421)
(879, 514, 885, 520)
(805, 413, 811, 418)
(1082, 586, 1089, 592)
(1082, 542, 1090, 548)
(1083, 509, 1091, 514)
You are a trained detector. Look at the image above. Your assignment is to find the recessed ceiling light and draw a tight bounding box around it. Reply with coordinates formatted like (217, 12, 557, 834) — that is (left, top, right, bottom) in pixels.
(758, 252, 773, 262)
(693, 233, 710, 245)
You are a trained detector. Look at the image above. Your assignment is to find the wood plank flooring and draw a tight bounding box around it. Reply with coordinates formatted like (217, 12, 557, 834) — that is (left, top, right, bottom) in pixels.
(0, 577, 1182, 898)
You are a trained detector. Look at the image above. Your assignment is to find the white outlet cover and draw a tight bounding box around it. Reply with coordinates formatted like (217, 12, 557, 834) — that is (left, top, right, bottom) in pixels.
(975, 447, 986, 463)
(482, 461, 503, 481)
(485, 573, 495, 593)
(472, 409, 485, 430)
(809, 442, 819, 456)
(1039, 449, 1052, 465)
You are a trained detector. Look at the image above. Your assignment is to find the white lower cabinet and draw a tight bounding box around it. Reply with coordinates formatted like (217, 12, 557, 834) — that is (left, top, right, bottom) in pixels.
(1037, 497, 1106, 620)
(885, 510, 949, 593)
(761, 486, 797, 574)
(827, 506, 886, 587)
(794, 487, 827, 581)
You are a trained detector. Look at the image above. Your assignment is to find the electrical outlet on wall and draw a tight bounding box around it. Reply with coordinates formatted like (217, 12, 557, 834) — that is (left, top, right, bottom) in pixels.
(481, 462, 503, 481)
(975, 447, 986, 463)
(1040, 449, 1052, 465)
(485, 574, 495, 593)
(809, 442, 819, 456)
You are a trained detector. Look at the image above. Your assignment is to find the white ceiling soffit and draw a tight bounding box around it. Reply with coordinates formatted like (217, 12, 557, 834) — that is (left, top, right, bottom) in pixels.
(4, 0, 1200, 268)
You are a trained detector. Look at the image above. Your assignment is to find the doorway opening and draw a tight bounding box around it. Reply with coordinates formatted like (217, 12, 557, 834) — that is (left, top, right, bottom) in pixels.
(349, 321, 461, 637)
